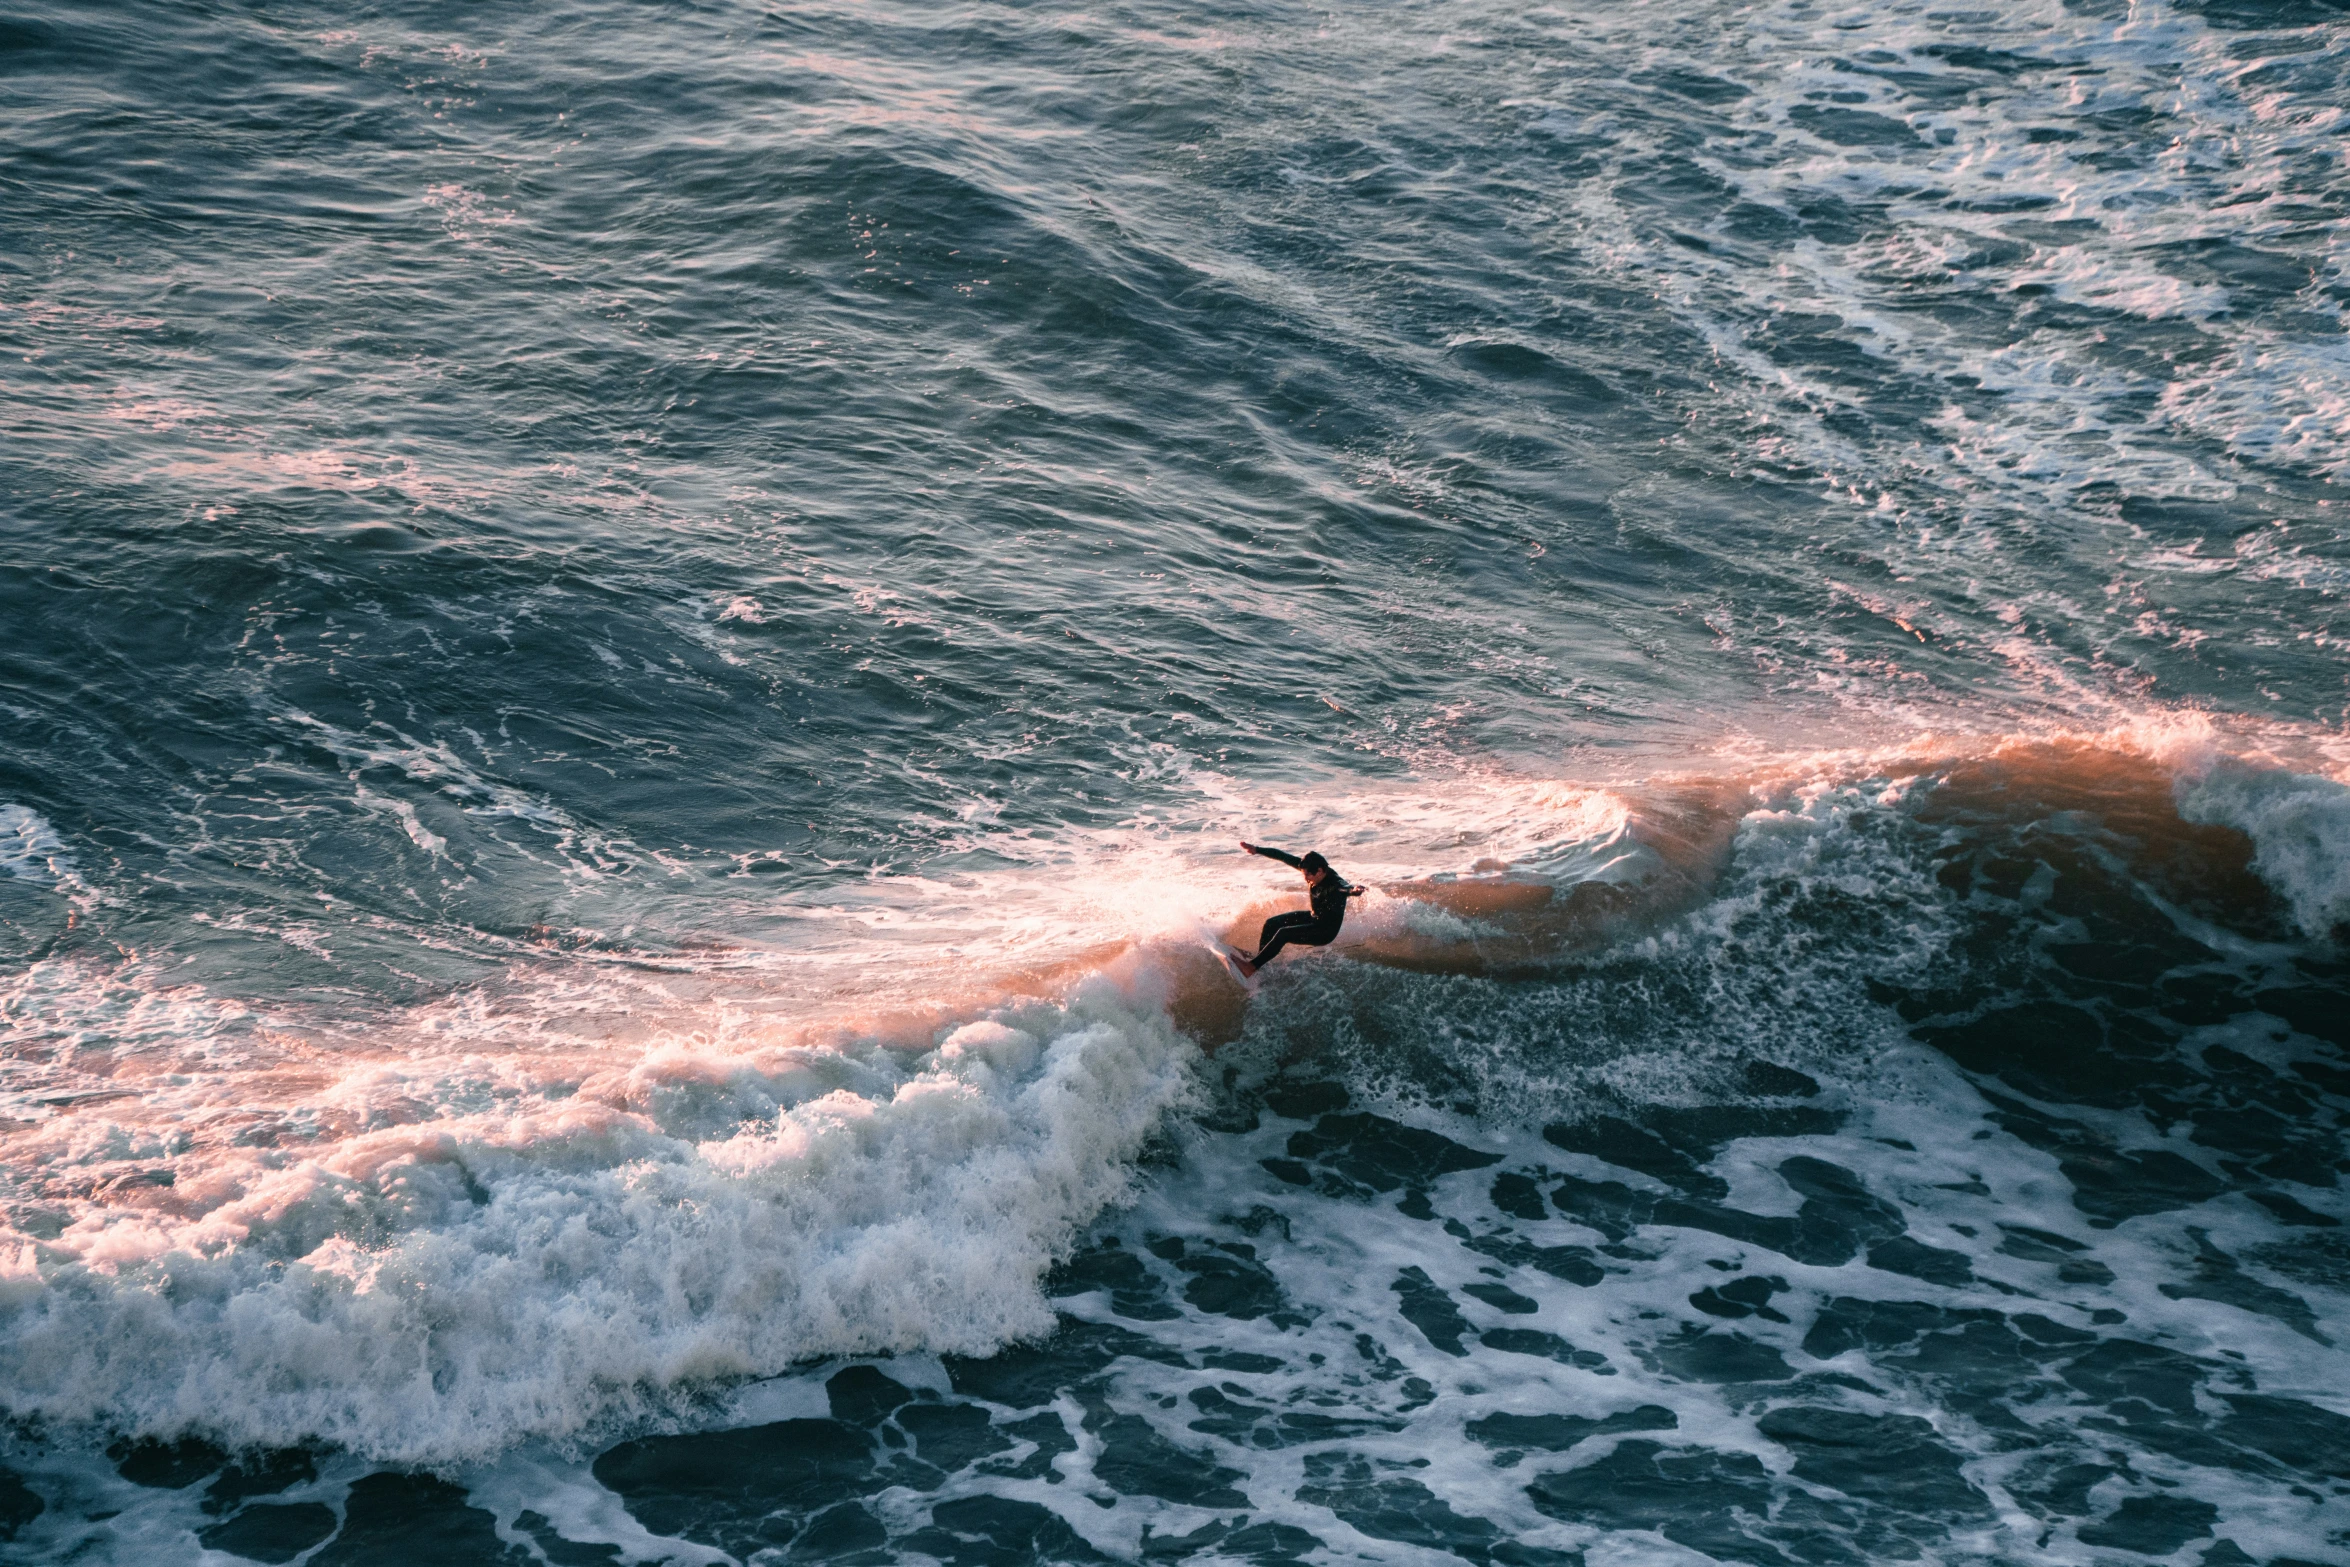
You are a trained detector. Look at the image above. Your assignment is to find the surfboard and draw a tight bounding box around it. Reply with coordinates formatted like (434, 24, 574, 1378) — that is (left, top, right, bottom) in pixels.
(1210, 943, 1258, 992)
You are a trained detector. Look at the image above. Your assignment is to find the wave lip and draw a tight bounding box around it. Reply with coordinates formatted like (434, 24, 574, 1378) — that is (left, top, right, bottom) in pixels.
(1227, 722, 2350, 985)
(2172, 754, 2350, 942)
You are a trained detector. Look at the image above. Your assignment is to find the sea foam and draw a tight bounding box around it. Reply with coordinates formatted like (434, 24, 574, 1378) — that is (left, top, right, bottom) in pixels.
(0, 805, 76, 891)
(0, 980, 1197, 1465)
(2176, 759, 2350, 940)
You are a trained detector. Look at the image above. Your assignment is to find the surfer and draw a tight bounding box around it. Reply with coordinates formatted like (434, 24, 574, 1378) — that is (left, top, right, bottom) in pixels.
(1228, 842, 1364, 977)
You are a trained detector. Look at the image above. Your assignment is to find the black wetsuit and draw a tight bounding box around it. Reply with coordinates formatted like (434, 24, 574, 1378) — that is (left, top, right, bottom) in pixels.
(1245, 846, 1356, 967)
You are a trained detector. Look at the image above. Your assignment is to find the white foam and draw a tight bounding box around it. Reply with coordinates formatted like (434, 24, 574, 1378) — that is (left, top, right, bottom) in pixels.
(2175, 754, 2350, 939)
(0, 977, 1198, 1465)
(0, 804, 77, 890)
(1015, 1002, 2347, 1565)
(1510, 0, 2350, 700)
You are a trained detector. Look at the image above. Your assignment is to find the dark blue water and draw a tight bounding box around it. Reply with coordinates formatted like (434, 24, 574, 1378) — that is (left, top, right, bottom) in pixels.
(6, 0, 2350, 1561)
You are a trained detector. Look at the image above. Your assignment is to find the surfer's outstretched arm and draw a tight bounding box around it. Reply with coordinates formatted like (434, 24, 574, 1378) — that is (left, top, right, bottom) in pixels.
(1240, 841, 1307, 869)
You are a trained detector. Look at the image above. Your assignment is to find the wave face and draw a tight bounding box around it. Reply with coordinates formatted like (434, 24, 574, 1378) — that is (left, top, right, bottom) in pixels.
(5, 0, 2350, 1561)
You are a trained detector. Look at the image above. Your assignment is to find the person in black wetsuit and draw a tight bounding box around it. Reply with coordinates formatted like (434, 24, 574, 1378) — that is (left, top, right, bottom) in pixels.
(1230, 841, 1364, 976)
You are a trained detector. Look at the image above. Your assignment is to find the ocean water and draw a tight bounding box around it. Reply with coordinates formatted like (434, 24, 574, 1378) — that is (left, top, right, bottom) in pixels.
(6, 0, 2350, 1561)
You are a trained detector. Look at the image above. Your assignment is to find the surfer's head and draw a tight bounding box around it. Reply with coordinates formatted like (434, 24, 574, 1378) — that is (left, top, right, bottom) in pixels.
(1301, 851, 1329, 879)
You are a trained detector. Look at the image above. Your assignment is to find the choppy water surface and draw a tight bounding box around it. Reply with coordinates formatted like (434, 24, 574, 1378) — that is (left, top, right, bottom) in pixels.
(6, 0, 2350, 1561)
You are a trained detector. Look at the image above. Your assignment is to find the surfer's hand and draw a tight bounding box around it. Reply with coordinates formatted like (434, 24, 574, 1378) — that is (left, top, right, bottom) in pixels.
(1239, 840, 1257, 855)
